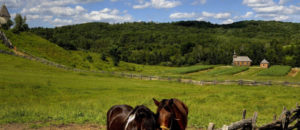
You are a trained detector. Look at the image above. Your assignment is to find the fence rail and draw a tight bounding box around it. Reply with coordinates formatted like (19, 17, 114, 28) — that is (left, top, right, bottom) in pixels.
(1, 49, 300, 87)
(208, 104, 300, 130)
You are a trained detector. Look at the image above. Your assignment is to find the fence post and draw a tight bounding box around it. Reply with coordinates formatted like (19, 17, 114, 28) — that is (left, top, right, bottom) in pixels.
(200, 80, 203, 85)
(208, 123, 215, 130)
(283, 81, 289, 86)
(189, 79, 193, 84)
(239, 80, 244, 85)
(252, 81, 257, 86)
(140, 75, 143, 80)
(252, 112, 258, 130)
(267, 81, 272, 86)
(149, 76, 152, 80)
(177, 78, 181, 83)
(213, 80, 217, 85)
(243, 109, 246, 119)
(222, 125, 228, 130)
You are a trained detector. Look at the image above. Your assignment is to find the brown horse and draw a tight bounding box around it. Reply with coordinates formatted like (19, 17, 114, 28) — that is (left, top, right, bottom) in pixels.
(153, 98, 188, 130)
(107, 105, 157, 130)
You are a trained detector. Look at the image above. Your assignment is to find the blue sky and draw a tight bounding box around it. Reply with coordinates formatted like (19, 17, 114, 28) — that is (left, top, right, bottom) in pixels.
(2, 0, 300, 27)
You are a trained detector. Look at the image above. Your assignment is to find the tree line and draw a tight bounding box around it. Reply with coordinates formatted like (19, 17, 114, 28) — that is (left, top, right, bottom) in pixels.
(30, 21, 300, 67)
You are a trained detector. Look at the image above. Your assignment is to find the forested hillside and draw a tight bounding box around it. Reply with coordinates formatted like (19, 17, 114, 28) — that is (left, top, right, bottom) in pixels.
(31, 21, 300, 67)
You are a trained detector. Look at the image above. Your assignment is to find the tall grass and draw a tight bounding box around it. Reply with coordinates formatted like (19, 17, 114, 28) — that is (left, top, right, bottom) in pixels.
(168, 65, 214, 74)
(257, 65, 292, 76)
(1, 53, 300, 128)
(207, 66, 249, 75)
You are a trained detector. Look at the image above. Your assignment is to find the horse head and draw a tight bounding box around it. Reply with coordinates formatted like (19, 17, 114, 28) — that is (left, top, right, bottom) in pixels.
(153, 98, 188, 130)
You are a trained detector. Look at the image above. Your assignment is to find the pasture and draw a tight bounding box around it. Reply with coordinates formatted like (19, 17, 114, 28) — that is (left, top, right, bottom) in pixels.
(1, 53, 300, 129)
(4, 31, 300, 83)
(167, 65, 214, 74)
(206, 66, 249, 76)
(257, 65, 292, 76)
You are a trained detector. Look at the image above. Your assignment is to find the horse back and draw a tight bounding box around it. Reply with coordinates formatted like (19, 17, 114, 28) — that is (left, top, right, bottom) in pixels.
(107, 105, 133, 130)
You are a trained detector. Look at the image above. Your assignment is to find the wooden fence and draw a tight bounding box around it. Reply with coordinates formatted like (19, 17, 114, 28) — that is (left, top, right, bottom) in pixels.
(1, 49, 300, 87)
(97, 71, 300, 87)
(0, 30, 13, 48)
(207, 103, 300, 130)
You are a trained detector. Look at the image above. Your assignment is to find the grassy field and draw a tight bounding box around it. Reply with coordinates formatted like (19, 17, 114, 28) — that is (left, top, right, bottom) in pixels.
(167, 65, 214, 74)
(207, 66, 249, 76)
(1, 53, 300, 129)
(2, 31, 300, 83)
(0, 41, 12, 52)
(258, 65, 292, 76)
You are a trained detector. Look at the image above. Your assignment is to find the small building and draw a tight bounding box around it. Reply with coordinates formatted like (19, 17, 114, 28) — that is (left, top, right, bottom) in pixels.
(260, 59, 269, 68)
(232, 51, 252, 66)
(0, 4, 10, 25)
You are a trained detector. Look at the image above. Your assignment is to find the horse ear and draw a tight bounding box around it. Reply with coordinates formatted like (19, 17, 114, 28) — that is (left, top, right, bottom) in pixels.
(169, 99, 174, 105)
(153, 98, 160, 106)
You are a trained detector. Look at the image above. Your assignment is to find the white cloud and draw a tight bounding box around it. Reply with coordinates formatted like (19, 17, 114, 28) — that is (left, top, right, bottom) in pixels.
(243, 12, 254, 18)
(222, 19, 234, 24)
(243, 0, 300, 21)
(279, 0, 290, 5)
(51, 18, 73, 26)
(26, 15, 40, 20)
(255, 13, 289, 21)
(169, 12, 197, 19)
(202, 11, 231, 19)
(192, 0, 206, 5)
(169, 11, 237, 24)
(243, 0, 275, 8)
(196, 17, 205, 21)
(133, 2, 151, 9)
(133, 0, 181, 9)
(169, 11, 231, 20)
(83, 8, 133, 23)
(8, 0, 133, 27)
(22, 5, 87, 17)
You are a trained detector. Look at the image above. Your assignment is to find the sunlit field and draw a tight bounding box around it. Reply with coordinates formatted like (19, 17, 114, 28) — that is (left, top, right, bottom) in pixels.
(0, 53, 299, 129)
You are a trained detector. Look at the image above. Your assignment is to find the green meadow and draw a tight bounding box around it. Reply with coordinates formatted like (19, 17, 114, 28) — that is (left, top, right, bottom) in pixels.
(258, 65, 292, 76)
(1, 53, 300, 128)
(4, 31, 300, 82)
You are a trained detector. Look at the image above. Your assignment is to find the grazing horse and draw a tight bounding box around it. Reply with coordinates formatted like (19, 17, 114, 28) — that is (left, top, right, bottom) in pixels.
(153, 98, 188, 130)
(107, 105, 157, 130)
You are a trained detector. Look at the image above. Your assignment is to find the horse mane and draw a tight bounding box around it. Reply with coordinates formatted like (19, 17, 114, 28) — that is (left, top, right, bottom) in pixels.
(169, 98, 188, 130)
(171, 98, 188, 116)
(125, 105, 156, 129)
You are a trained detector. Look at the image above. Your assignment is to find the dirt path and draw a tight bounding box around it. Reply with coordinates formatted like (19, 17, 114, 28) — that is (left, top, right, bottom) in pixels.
(288, 68, 299, 77)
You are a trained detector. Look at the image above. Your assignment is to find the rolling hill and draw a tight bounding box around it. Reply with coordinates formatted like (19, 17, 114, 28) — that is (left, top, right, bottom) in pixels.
(31, 21, 300, 67)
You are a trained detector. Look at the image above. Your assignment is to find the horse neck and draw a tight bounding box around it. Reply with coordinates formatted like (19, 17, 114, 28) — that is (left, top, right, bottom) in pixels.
(170, 103, 187, 130)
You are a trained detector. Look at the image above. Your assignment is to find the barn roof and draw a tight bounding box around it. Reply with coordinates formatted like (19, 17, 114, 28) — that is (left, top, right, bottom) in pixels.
(233, 56, 252, 62)
(0, 5, 10, 18)
(260, 59, 269, 64)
